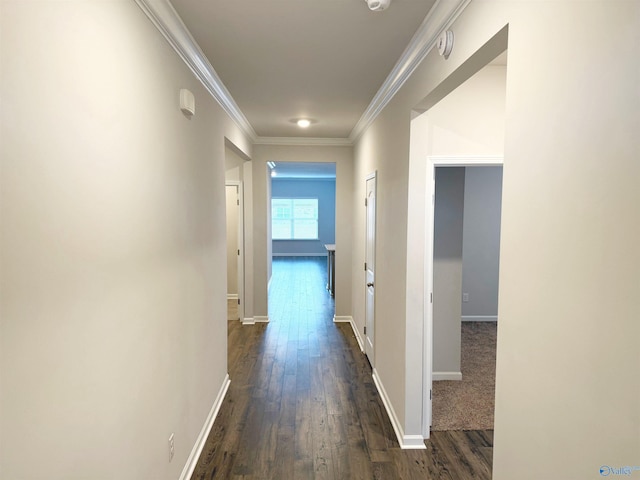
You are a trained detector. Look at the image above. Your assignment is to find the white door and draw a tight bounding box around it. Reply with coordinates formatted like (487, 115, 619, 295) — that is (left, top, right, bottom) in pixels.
(365, 173, 377, 364)
(225, 182, 244, 322)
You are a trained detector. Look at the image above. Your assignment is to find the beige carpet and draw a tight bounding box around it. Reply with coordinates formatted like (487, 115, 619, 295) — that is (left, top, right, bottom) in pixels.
(432, 322, 497, 431)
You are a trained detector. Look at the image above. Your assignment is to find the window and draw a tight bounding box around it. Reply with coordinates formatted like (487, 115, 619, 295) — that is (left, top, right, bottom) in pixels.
(272, 198, 318, 240)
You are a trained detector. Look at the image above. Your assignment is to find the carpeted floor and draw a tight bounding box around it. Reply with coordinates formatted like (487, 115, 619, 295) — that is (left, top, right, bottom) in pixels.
(432, 321, 497, 431)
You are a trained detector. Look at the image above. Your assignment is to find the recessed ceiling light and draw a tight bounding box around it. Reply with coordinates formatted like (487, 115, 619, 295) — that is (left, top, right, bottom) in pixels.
(297, 119, 311, 128)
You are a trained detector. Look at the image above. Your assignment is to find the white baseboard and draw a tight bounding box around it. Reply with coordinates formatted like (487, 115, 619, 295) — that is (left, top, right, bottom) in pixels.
(179, 374, 230, 480)
(461, 315, 497, 322)
(227, 294, 239, 300)
(272, 253, 327, 257)
(433, 371, 463, 381)
(333, 315, 364, 352)
(242, 316, 269, 325)
(372, 369, 426, 450)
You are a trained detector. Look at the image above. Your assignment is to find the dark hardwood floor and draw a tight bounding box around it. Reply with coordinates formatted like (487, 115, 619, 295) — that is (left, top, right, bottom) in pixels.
(192, 257, 493, 479)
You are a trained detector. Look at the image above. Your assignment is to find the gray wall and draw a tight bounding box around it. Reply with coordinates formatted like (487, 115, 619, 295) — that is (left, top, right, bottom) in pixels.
(271, 178, 336, 256)
(433, 167, 465, 375)
(461, 166, 503, 319)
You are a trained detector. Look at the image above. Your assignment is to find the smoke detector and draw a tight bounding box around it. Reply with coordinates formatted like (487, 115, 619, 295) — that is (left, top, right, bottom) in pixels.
(365, 0, 391, 12)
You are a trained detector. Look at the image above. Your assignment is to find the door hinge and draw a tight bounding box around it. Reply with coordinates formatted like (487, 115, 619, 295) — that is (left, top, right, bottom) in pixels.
(365, 198, 368, 207)
(364, 262, 367, 271)
(237, 198, 240, 205)
(238, 249, 240, 256)
(364, 326, 367, 335)
(430, 292, 433, 303)
(238, 298, 240, 305)
(430, 389, 432, 400)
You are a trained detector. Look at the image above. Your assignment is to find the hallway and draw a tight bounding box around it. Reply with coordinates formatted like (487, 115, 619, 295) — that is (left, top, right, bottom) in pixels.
(191, 257, 493, 479)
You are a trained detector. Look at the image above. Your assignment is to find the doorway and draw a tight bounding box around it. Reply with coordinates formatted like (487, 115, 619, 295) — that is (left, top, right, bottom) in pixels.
(422, 157, 503, 436)
(430, 164, 503, 432)
(267, 162, 337, 320)
(364, 172, 377, 365)
(406, 43, 508, 440)
(225, 181, 244, 322)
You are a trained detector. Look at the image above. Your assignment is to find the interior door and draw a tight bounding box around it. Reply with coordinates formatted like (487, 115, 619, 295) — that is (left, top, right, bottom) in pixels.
(365, 173, 377, 364)
(225, 183, 244, 322)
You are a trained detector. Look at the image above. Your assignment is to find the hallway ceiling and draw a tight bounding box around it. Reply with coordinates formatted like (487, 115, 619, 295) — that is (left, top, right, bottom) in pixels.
(170, 0, 437, 139)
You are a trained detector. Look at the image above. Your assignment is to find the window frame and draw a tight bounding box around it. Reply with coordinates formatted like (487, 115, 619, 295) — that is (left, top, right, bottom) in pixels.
(271, 197, 319, 240)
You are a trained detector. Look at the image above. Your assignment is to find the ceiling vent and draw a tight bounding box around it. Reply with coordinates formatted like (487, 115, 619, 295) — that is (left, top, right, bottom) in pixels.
(365, 0, 391, 12)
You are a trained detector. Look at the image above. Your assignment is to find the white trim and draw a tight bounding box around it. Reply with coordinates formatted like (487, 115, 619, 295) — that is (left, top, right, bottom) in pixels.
(462, 315, 498, 322)
(333, 316, 364, 353)
(432, 372, 462, 381)
(179, 374, 231, 480)
(272, 253, 327, 257)
(133, 0, 256, 141)
(254, 136, 352, 147)
(427, 155, 504, 166)
(242, 316, 269, 325)
(372, 369, 426, 450)
(227, 294, 239, 301)
(349, 0, 472, 142)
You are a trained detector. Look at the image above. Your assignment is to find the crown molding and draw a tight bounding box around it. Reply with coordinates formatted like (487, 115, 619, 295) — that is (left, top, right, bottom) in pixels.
(348, 0, 472, 143)
(134, 0, 257, 141)
(253, 136, 353, 147)
(135, 0, 470, 148)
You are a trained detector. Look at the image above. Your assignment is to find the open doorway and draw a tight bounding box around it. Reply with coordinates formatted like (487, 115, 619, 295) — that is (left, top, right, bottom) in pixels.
(225, 144, 249, 323)
(404, 39, 509, 439)
(431, 165, 503, 431)
(267, 162, 337, 321)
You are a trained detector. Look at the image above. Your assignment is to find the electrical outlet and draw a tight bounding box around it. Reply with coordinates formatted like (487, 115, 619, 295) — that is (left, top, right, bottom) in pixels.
(462, 293, 469, 302)
(168, 433, 175, 462)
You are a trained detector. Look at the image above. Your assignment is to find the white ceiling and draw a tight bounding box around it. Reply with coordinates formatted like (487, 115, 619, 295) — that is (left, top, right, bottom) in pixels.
(170, 0, 437, 139)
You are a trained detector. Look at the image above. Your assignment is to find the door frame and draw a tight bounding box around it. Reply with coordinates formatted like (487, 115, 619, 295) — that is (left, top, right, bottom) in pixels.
(364, 171, 377, 365)
(422, 155, 503, 437)
(226, 180, 245, 322)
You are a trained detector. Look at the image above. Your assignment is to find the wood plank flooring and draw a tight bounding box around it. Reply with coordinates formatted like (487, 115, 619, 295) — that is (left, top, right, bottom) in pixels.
(192, 257, 493, 479)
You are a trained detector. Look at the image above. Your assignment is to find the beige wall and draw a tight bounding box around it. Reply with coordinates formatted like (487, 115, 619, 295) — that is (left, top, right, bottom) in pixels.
(354, 0, 639, 477)
(427, 65, 506, 156)
(0, 2, 251, 479)
(251, 145, 354, 318)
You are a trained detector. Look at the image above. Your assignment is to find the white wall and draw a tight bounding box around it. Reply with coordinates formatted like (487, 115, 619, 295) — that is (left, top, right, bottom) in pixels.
(251, 145, 353, 318)
(354, 0, 639, 477)
(427, 65, 506, 157)
(461, 166, 503, 319)
(0, 2, 251, 479)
